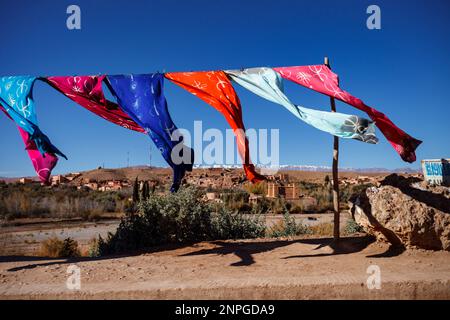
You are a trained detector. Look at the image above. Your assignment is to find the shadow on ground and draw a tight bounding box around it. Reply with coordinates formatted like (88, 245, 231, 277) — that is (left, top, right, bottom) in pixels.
(2, 235, 402, 271)
(181, 235, 399, 266)
(1, 242, 189, 272)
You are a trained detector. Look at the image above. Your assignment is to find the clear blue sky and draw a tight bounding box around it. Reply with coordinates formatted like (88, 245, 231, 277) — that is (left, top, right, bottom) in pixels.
(1, 0, 449, 177)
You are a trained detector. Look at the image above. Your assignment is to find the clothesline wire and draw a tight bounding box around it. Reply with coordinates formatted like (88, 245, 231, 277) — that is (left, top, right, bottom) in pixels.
(1, 63, 328, 78)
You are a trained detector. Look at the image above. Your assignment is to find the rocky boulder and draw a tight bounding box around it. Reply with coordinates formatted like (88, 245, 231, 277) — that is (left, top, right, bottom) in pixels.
(349, 174, 450, 251)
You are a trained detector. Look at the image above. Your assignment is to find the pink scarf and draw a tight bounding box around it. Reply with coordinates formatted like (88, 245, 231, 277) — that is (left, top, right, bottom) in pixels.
(1, 104, 57, 184)
(274, 65, 422, 162)
(46, 76, 145, 133)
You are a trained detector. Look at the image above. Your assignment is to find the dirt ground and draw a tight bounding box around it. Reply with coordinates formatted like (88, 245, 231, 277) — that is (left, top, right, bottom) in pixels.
(0, 235, 449, 300)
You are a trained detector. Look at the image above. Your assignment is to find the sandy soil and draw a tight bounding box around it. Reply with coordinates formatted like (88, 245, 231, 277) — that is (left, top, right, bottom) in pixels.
(0, 235, 449, 300)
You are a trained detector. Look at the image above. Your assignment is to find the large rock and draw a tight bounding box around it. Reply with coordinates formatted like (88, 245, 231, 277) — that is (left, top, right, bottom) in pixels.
(349, 174, 450, 251)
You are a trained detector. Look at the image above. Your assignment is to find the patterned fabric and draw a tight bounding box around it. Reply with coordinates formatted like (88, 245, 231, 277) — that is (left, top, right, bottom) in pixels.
(106, 74, 193, 192)
(0, 104, 57, 184)
(45, 76, 145, 133)
(0, 76, 66, 159)
(226, 67, 378, 144)
(274, 65, 422, 162)
(18, 128, 58, 184)
(165, 71, 265, 183)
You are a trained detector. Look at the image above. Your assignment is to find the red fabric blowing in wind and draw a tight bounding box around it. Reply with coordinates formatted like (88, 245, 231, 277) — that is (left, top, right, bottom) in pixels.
(165, 71, 265, 183)
(46, 76, 145, 133)
(274, 65, 422, 162)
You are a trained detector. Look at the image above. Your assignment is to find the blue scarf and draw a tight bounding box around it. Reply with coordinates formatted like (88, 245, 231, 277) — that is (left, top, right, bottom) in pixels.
(225, 68, 378, 144)
(106, 73, 193, 192)
(0, 76, 66, 158)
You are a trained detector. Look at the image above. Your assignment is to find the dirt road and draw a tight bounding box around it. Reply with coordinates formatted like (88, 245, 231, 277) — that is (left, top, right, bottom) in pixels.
(0, 235, 449, 299)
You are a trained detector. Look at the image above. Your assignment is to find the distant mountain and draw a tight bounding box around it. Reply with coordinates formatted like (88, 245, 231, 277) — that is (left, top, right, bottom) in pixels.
(1, 164, 420, 182)
(0, 176, 40, 183)
(194, 164, 420, 173)
(277, 165, 420, 173)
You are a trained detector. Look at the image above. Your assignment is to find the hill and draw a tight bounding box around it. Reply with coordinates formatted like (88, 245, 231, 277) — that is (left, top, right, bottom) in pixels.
(1, 165, 421, 185)
(69, 166, 171, 184)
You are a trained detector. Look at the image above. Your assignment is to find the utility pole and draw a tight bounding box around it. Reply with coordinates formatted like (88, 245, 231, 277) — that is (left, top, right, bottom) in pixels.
(149, 144, 152, 167)
(324, 56, 340, 241)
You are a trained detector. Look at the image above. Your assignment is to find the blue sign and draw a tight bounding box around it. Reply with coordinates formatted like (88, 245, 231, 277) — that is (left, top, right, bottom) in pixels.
(421, 159, 450, 186)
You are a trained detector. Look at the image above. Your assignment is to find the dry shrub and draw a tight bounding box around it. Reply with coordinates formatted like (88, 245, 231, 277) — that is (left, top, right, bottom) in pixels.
(0, 183, 129, 219)
(289, 205, 303, 214)
(40, 237, 80, 258)
(308, 222, 334, 236)
(243, 181, 267, 195)
(81, 211, 102, 221)
(268, 212, 310, 237)
(268, 219, 288, 235)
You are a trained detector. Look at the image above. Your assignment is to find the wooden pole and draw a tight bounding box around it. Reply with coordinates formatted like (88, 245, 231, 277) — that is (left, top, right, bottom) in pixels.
(324, 57, 340, 241)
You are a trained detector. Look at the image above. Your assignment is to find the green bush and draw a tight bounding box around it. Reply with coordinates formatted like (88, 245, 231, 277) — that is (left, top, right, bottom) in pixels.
(238, 203, 252, 213)
(252, 197, 271, 214)
(88, 237, 104, 257)
(268, 211, 310, 238)
(212, 206, 266, 240)
(97, 187, 266, 255)
(344, 218, 364, 234)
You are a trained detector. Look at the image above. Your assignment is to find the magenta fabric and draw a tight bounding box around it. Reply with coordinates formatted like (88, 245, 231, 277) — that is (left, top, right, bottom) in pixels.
(45, 76, 145, 133)
(1, 104, 57, 184)
(274, 65, 422, 162)
(18, 128, 58, 184)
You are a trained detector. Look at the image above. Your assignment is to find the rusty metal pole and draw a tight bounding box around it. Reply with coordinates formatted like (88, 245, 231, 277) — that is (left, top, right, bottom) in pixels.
(324, 57, 340, 241)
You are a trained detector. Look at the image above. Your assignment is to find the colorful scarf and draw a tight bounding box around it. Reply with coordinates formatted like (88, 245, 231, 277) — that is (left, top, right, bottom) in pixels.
(45, 76, 145, 133)
(0, 76, 66, 159)
(226, 67, 378, 144)
(106, 74, 193, 192)
(165, 71, 265, 183)
(0, 104, 58, 184)
(274, 65, 422, 162)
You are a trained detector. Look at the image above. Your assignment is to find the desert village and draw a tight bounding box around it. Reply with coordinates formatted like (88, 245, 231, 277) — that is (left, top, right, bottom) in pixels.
(7, 166, 388, 213)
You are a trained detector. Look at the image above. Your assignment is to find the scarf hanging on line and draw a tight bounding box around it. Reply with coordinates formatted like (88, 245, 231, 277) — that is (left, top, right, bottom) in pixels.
(0, 76, 66, 159)
(45, 75, 145, 133)
(225, 67, 378, 144)
(274, 65, 422, 162)
(0, 104, 58, 184)
(105, 73, 194, 192)
(17, 128, 58, 184)
(165, 71, 265, 183)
